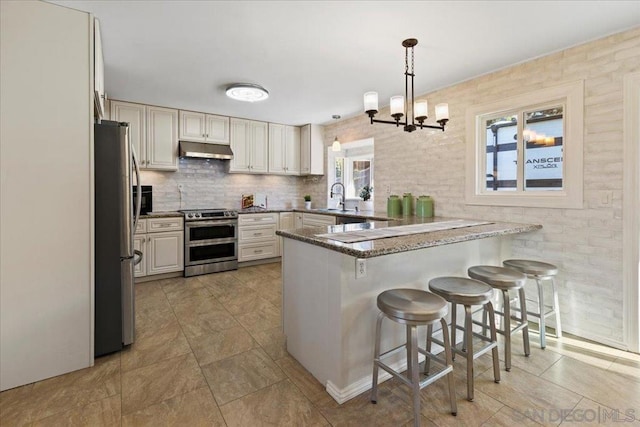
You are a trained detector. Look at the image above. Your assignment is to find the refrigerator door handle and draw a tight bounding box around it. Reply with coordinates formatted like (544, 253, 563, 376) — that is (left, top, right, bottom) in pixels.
(133, 249, 143, 266)
(131, 143, 142, 231)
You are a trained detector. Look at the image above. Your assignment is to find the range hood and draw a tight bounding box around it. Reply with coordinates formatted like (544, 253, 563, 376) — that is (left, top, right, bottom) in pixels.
(179, 141, 233, 160)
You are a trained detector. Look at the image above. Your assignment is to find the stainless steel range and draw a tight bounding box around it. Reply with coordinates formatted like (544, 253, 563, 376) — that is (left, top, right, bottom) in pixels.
(180, 208, 238, 277)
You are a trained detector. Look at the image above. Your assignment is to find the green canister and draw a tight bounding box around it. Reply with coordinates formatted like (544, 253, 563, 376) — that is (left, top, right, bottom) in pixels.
(415, 195, 434, 217)
(402, 193, 413, 216)
(387, 195, 402, 216)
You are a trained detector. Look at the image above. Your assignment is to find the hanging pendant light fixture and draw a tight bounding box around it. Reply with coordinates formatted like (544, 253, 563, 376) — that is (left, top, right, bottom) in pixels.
(331, 115, 341, 151)
(364, 38, 449, 132)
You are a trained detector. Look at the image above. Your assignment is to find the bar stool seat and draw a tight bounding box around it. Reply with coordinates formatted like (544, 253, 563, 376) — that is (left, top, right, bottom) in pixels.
(371, 288, 457, 426)
(503, 259, 562, 349)
(468, 265, 526, 290)
(429, 277, 500, 401)
(429, 277, 494, 306)
(468, 265, 530, 371)
(377, 288, 449, 322)
(503, 259, 558, 277)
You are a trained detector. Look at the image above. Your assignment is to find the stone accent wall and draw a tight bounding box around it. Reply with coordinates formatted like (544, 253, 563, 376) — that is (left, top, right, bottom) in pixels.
(302, 28, 640, 347)
(142, 158, 302, 211)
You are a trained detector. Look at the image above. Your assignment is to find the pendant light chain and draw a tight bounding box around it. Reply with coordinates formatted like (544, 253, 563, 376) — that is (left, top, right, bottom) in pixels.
(404, 45, 409, 125)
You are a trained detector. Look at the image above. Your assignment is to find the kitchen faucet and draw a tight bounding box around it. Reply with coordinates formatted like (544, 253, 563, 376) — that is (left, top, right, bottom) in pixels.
(330, 182, 346, 210)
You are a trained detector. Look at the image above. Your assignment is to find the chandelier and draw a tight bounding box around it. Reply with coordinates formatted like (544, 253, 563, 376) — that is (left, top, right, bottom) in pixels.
(363, 38, 449, 132)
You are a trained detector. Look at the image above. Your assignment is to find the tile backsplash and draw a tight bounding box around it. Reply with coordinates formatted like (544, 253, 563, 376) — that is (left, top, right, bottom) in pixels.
(141, 158, 303, 211)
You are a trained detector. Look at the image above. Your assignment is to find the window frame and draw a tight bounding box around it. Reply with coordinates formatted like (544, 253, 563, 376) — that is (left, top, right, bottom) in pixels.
(465, 81, 584, 209)
(327, 138, 374, 206)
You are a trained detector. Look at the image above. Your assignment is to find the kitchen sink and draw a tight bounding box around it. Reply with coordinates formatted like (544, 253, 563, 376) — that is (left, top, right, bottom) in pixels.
(313, 208, 357, 213)
(335, 216, 367, 225)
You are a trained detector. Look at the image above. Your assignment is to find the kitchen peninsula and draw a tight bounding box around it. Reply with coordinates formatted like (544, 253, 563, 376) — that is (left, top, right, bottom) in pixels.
(277, 216, 541, 404)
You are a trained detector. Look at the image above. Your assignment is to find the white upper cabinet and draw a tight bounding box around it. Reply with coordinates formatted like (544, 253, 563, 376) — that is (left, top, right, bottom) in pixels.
(285, 126, 301, 175)
(206, 114, 230, 144)
(269, 124, 300, 175)
(93, 18, 105, 119)
(146, 106, 178, 170)
(230, 118, 250, 171)
(110, 100, 178, 171)
(230, 118, 268, 173)
(179, 110, 229, 144)
(250, 121, 268, 173)
(268, 123, 286, 173)
(111, 101, 146, 165)
(300, 124, 324, 175)
(179, 111, 206, 142)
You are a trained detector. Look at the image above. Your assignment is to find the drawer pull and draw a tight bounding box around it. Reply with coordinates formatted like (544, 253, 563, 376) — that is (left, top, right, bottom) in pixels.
(254, 249, 263, 254)
(253, 232, 263, 236)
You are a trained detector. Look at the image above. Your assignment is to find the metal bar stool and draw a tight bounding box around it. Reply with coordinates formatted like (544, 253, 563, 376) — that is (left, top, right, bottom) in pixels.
(371, 288, 457, 426)
(467, 266, 530, 371)
(503, 259, 561, 349)
(428, 277, 500, 401)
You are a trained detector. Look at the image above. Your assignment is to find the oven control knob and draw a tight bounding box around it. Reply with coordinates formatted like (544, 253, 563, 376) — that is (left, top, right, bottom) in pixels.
(186, 213, 193, 219)
(195, 213, 202, 219)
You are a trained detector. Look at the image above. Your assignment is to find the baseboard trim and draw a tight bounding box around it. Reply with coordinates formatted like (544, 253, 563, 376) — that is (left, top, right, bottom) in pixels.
(325, 353, 436, 404)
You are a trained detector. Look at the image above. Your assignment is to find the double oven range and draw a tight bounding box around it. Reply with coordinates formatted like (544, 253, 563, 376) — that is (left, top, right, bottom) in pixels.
(180, 208, 238, 277)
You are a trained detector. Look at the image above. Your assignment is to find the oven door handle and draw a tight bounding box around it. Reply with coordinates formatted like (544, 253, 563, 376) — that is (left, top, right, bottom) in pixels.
(185, 220, 237, 228)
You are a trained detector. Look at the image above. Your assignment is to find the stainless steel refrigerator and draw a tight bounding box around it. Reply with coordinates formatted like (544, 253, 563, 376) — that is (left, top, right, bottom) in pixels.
(94, 120, 141, 357)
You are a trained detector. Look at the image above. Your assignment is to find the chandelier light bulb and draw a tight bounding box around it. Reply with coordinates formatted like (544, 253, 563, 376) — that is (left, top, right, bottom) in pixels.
(390, 96, 405, 117)
(364, 92, 379, 113)
(414, 101, 428, 120)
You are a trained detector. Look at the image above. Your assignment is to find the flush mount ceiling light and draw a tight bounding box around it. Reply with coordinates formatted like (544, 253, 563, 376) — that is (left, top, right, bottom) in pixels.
(331, 115, 341, 152)
(364, 38, 449, 132)
(225, 83, 269, 103)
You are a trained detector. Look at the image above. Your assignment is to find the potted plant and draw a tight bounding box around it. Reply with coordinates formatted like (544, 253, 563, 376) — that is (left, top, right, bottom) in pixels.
(304, 194, 312, 209)
(359, 185, 374, 211)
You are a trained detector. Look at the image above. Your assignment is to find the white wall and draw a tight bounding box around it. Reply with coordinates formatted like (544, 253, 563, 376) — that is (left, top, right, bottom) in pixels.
(303, 28, 640, 349)
(0, 1, 93, 391)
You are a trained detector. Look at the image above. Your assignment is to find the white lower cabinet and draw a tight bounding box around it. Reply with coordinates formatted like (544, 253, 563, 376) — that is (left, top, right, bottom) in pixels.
(302, 213, 336, 228)
(134, 217, 184, 278)
(238, 213, 279, 262)
(279, 212, 295, 230)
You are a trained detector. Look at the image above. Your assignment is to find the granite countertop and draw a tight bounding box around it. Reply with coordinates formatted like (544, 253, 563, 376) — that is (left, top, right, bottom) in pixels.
(140, 211, 183, 218)
(238, 207, 389, 220)
(276, 216, 542, 258)
(238, 207, 292, 214)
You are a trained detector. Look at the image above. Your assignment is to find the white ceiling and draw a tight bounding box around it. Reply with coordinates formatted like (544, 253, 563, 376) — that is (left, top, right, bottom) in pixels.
(52, 1, 639, 126)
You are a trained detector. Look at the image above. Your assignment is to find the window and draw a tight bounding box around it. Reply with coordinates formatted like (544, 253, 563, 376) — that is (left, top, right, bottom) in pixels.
(466, 81, 583, 208)
(328, 138, 374, 204)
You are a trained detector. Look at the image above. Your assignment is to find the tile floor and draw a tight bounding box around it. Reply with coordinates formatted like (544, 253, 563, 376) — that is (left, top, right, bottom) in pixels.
(1, 262, 639, 426)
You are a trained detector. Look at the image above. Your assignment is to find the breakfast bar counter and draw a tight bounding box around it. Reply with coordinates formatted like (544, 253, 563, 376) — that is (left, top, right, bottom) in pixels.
(277, 217, 541, 404)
